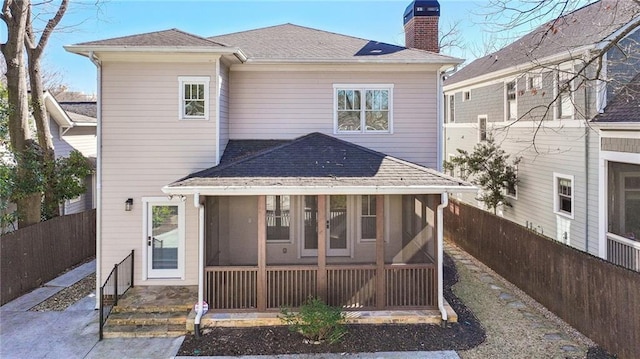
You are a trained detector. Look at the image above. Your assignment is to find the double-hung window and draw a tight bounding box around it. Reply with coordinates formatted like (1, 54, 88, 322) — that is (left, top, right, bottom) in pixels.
(334, 85, 393, 133)
(360, 195, 377, 241)
(506, 81, 517, 121)
(179, 76, 209, 120)
(554, 173, 574, 218)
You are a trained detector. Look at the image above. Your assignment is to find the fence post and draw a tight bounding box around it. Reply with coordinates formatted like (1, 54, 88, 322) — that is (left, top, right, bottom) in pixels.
(113, 263, 119, 306)
(130, 250, 135, 288)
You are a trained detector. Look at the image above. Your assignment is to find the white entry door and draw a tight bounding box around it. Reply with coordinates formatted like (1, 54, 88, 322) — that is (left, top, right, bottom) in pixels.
(144, 198, 185, 279)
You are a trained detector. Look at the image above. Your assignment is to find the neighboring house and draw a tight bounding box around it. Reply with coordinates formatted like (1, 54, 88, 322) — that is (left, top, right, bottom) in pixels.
(0, 93, 97, 233)
(443, 0, 640, 265)
(592, 73, 640, 272)
(66, 1, 475, 332)
(44, 92, 97, 214)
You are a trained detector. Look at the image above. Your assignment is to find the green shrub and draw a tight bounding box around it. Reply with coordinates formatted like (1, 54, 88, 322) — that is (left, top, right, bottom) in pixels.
(279, 297, 346, 344)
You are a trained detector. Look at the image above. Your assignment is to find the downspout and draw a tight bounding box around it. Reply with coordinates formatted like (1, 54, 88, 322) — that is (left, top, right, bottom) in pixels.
(436, 71, 444, 171)
(193, 192, 205, 337)
(437, 192, 449, 322)
(89, 51, 102, 310)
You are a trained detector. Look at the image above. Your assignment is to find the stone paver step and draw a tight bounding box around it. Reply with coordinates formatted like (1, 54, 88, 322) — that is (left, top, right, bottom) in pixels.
(102, 323, 187, 338)
(107, 311, 187, 326)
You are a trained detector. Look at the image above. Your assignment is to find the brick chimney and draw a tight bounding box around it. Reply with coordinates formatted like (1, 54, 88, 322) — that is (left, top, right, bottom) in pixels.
(403, 0, 440, 53)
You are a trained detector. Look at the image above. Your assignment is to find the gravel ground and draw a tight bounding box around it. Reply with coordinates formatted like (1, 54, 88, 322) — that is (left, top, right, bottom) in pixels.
(446, 242, 613, 359)
(29, 273, 95, 311)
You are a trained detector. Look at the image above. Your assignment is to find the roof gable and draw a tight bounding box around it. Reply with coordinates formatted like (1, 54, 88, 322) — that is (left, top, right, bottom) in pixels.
(167, 133, 471, 193)
(208, 23, 460, 63)
(75, 28, 227, 48)
(446, 0, 640, 86)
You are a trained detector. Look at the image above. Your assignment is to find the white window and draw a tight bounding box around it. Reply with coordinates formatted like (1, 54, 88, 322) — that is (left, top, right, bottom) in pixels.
(360, 195, 377, 242)
(478, 116, 487, 142)
(527, 74, 542, 90)
(557, 69, 574, 119)
(448, 95, 455, 123)
(554, 173, 574, 219)
(506, 80, 517, 120)
(266, 195, 291, 243)
(179, 76, 209, 120)
(463, 91, 470, 101)
(334, 84, 393, 133)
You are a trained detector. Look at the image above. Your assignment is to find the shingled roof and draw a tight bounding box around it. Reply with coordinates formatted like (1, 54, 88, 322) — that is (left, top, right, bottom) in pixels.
(164, 133, 473, 195)
(592, 73, 640, 123)
(74, 28, 227, 48)
(209, 23, 458, 63)
(59, 102, 97, 124)
(445, 0, 640, 87)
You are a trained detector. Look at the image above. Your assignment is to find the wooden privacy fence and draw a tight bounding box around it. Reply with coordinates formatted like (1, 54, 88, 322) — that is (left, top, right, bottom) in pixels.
(0, 209, 96, 306)
(444, 200, 640, 359)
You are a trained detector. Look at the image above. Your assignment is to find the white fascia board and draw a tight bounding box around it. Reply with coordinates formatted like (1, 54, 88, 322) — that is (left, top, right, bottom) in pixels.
(162, 185, 478, 196)
(444, 45, 595, 92)
(43, 92, 74, 128)
(592, 122, 640, 130)
(64, 45, 247, 61)
(242, 57, 463, 66)
(71, 122, 97, 127)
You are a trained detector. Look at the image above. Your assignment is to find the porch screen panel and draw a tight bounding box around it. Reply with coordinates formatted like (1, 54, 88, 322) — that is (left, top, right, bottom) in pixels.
(304, 196, 318, 250)
(329, 195, 348, 250)
(151, 205, 179, 270)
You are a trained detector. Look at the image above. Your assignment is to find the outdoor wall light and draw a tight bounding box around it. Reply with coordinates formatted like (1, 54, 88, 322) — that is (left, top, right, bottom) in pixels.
(125, 198, 133, 211)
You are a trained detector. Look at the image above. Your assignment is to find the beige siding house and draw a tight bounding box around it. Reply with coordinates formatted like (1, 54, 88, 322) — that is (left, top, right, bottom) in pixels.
(66, 1, 475, 334)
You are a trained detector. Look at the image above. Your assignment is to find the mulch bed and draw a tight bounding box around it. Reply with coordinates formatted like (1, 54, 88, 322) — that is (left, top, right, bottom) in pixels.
(178, 254, 487, 356)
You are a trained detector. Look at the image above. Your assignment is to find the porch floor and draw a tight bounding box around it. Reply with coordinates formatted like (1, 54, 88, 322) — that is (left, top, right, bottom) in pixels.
(113, 285, 457, 331)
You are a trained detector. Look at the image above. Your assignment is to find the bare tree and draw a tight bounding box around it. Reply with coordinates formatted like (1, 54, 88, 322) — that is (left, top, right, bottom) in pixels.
(1, 0, 41, 226)
(25, 0, 69, 218)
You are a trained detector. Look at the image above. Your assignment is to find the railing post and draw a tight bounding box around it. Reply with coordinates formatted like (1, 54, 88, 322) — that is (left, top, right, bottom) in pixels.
(113, 263, 119, 306)
(130, 250, 135, 288)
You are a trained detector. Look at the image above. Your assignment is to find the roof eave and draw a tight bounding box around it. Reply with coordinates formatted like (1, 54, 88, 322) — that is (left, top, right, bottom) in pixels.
(444, 44, 596, 91)
(64, 45, 247, 62)
(591, 121, 640, 129)
(244, 57, 463, 66)
(161, 184, 478, 196)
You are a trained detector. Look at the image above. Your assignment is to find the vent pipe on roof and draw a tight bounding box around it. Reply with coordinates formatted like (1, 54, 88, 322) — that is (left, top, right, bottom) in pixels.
(403, 0, 440, 53)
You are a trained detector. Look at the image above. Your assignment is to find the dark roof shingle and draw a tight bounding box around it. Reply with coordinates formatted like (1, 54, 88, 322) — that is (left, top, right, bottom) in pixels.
(59, 102, 97, 123)
(208, 23, 460, 63)
(592, 73, 640, 123)
(446, 0, 640, 86)
(76, 28, 227, 47)
(168, 133, 471, 191)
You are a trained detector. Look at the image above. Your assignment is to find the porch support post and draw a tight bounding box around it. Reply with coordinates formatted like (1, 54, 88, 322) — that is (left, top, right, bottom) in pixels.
(375, 195, 385, 309)
(317, 195, 327, 302)
(257, 195, 267, 311)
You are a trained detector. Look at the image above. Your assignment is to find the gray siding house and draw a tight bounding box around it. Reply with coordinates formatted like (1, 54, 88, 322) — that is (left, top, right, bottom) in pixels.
(443, 0, 640, 265)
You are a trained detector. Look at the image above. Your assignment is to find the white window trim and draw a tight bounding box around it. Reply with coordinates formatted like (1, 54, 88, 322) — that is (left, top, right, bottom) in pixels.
(142, 196, 186, 280)
(553, 173, 575, 219)
(357, 195, 390, 243)
(477, 115, 488, 142)
(178, 76, 210, 121)
(266, 195, 294, 244)
(333, 84, 394, 134)
(554, 65, 575, 120)
(448, 94, 455, 123)
(505, 80, 517, 122)
(462, 90, 470, 102)
(526, 73, 542, 91)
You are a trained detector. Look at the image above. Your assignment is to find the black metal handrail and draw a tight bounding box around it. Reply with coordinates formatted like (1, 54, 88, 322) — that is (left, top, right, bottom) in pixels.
(99, 250, 134, 340)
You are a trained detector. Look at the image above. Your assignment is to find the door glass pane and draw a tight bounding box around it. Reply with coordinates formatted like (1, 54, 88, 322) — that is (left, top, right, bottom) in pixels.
(329, 195, 347, 249)
(304, 196, 318, 250)
(151, 205, 179, 269)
